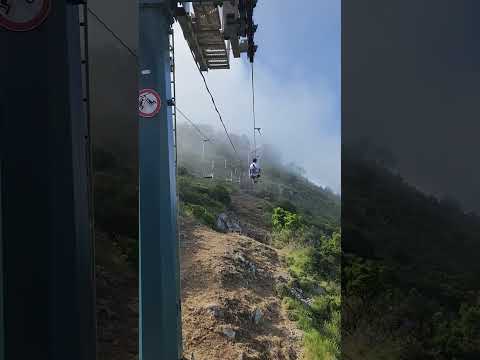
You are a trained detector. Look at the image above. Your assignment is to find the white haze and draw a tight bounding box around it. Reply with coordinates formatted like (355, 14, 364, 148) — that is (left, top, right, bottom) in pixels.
(174, 24, 340, 194)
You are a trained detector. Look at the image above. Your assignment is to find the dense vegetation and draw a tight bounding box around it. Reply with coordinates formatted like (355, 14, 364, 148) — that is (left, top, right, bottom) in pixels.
(271, 205, 341, 360)
(343, 148, 480, 359)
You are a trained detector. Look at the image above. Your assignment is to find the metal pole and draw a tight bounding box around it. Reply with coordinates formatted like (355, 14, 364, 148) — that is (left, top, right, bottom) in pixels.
(251, 62, 257, 159)
(0, 1, 96, 358)
(0, 158, 3, 360)
(202, 140, 206, 176)
(138, 1, 181, 359)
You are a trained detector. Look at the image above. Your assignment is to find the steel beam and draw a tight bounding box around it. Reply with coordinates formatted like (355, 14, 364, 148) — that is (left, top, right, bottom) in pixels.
(138, 2, 182, 359)
(0, 1, 96, 359)
(0, 151, 3, 360)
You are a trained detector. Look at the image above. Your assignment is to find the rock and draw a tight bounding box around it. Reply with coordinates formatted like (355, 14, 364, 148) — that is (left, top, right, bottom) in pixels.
(216, 213, 229, 232)
(290, 287, 314, 307)
(206, 304, 224, 319)
(252, 308, 263, 324)
(222, 326, 236, 339)
(233, 252, 257, 276)
(234, 253, 246, 263)
(215, 213, 242, 233)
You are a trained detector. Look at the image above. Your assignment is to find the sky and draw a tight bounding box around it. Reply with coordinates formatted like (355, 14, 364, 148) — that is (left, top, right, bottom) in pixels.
(173, 0, 341, 193)
(343, 0, 480, 212)
(85, 0, 480, 211)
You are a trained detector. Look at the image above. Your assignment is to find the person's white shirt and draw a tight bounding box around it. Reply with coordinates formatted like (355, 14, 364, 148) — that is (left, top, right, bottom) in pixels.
(249, 162, 260, 176)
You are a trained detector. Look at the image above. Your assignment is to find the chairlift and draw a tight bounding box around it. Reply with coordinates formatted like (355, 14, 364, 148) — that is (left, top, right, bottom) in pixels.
(249, 157, 262, 184)
(201, 140, 215, 179)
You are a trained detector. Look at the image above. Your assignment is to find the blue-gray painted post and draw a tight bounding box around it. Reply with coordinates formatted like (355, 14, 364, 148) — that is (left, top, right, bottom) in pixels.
(0, 162, 3, 360)
(0, 1, 95, 359)
(138, 2, 182, 359)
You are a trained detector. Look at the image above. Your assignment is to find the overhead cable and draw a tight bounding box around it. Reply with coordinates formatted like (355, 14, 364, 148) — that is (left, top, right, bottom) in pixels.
(176, 106, 213, 142)
(190, 49, 238, 154)
(251, 61, 257, 157)
(87, 8, 138, 59)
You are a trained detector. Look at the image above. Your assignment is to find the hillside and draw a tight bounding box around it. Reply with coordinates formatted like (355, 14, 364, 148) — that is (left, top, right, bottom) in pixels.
(180, 204, 302, 359)
(92, 126, 340, 359)
(177, 123, 340, 233)
(342, 151, 480, 359)
(343, 152, 480, 277)
(177, 166, 340, 359)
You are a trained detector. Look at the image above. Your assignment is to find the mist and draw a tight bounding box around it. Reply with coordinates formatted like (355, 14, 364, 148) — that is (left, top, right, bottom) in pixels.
(343, 0, 480, 213)
(174, 0, 340, 193)
(86, 0, 340, 194)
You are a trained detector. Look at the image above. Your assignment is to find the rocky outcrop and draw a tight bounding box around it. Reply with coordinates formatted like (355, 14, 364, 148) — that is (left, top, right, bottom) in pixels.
(215, 213, 242, 233)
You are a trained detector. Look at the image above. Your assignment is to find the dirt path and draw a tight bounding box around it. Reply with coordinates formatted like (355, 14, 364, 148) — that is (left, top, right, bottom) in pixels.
(180, 216, 302, 360)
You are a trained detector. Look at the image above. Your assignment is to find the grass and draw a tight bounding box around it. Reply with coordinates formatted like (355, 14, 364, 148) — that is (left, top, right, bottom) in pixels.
(178, 175, 234, 228)
(282, 294, 340, 360)
(281, 242, 341, 360)
(304, 328, 339, 360)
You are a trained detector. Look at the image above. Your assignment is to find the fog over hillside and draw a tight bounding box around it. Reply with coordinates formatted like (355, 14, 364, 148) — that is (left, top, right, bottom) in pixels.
(86, 0, 340, 194)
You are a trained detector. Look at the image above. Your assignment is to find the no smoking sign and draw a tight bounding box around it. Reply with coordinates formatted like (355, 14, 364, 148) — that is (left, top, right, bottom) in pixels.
(0, 0, 51, 31)
(139, 89, 162, 118)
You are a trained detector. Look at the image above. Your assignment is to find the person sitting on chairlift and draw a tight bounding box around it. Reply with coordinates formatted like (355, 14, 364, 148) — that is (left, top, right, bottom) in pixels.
(249, 158, 261, 183)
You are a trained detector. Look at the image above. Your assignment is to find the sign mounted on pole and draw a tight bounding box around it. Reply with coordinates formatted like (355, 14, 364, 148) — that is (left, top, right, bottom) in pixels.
(138, 88, 162, 118)
(0, 0, 51, 32)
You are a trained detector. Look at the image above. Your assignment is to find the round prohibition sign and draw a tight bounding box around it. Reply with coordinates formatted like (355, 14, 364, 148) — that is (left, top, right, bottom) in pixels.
(138, 89, 162, 118)
(0, 0, 51, 32)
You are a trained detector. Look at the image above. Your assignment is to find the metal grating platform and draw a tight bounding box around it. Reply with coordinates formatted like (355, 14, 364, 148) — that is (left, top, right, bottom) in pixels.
(177, 2, 230, 71)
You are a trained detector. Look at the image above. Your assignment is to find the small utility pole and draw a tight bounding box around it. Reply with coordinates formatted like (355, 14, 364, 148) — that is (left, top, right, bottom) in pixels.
(202, 139, 208, 161)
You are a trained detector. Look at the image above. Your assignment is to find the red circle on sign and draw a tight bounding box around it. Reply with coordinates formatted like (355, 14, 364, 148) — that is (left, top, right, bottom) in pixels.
(139, 89, 162, 118)
(0, 0, 51, 32)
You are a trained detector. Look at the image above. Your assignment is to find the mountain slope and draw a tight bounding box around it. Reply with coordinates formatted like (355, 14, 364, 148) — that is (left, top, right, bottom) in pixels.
(342, 153, 480, 359)
(180, 215, 302, 360)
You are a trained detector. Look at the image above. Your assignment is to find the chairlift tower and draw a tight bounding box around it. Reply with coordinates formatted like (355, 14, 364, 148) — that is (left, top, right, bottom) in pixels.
(1, 1, 96, 359)
(138, 1, 258, 359)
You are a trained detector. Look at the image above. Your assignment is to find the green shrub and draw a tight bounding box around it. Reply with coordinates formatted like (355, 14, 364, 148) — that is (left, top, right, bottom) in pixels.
(304, 330, 336, 360)
(277, 200, 297, 213)
(185, 204, 216, 228)
(208, 184, 231, 207)
(282, 234, 341, 360)
(178, 177, 225, 212)
(272, 207, 302, 232)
